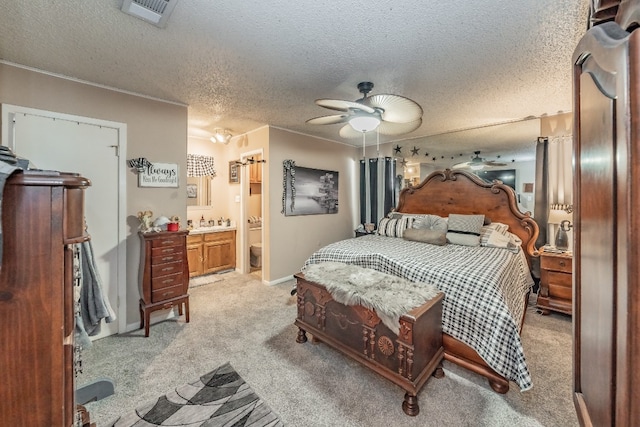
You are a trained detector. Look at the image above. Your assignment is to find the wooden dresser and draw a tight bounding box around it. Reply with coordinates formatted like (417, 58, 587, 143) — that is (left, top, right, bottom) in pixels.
(537, 250, 573, 315)
(138, 230, 190, 337)
(0, 170, 90, 426)
(572, 2, 640, 424)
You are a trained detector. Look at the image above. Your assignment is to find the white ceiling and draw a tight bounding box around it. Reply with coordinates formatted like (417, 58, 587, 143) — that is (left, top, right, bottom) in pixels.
(0, 0, 589, 167)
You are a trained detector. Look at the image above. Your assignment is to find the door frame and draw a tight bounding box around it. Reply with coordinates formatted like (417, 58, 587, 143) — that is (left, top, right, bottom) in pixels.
(240, 148, 264, 277)
(1, 103, 128, 335)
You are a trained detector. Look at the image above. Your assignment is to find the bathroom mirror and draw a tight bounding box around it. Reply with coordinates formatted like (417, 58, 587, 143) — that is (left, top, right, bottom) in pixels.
(186, 176, 212, 207)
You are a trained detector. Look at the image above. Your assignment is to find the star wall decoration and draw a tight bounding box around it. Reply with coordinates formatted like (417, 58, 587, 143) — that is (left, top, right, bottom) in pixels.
(400, 158, 407, 167)
(411, 146, 419, 156)
(394, 145, 402, 154)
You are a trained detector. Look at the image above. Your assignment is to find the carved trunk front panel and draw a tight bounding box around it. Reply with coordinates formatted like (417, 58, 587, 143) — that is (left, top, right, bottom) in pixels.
(295, 274, 444, 392)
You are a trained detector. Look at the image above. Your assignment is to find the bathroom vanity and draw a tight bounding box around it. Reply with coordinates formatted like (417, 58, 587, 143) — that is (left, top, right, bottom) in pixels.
(186, 227, 236, 277)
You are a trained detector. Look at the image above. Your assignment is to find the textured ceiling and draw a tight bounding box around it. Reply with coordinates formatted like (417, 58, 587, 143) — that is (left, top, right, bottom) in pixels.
(0, 0, 589, 167)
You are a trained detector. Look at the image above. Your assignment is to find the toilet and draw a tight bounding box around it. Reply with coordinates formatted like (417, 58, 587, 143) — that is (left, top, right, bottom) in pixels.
(250, 243, 262, 268)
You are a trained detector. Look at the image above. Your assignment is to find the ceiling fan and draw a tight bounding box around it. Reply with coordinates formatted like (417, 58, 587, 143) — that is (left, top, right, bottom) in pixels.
(452, 151, 508, 170)
(306, 82, 423, 139)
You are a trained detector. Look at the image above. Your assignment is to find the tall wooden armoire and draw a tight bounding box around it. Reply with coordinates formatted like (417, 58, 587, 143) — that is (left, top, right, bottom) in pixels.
(0, 170, 90, 426)
(572, 1, 640, 425)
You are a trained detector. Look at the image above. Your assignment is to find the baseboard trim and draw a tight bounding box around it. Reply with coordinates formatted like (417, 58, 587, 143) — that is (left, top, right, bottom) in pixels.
(266, 274, 294, 286)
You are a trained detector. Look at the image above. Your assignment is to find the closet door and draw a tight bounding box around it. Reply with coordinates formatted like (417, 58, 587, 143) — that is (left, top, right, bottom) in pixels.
(572, 16, 640, 427)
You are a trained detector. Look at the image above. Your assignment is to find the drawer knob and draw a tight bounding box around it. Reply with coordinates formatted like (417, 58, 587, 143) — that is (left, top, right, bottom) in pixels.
(559, 261, 566, 267)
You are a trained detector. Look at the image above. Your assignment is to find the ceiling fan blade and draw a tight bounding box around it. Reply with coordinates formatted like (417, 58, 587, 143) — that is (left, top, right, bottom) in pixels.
(315, 99, 376, 114)
(339, 123, 366, 139)
(363, 94, 423, 123)
(377, 118, 422, 136)
(306, 114, 350, 125)
(451, 162, 471, 170)
(484, 161, 508, 167)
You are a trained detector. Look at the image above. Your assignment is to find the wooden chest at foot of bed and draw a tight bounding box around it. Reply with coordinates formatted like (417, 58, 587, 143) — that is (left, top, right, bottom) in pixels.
(294, 273, 445, 416)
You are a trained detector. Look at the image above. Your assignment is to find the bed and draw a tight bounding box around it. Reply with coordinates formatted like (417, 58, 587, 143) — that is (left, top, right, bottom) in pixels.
(298, 169, 539, 394)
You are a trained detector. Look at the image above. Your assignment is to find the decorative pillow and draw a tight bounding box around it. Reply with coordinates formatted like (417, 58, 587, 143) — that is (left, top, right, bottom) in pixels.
(482, 230, 522, 253)
(403, 228, 447, 246)
(412, 214, 448, 232)
(479, 222, 510, 245)
(377, 217, 413, 237)
(446, 214, 485, 246)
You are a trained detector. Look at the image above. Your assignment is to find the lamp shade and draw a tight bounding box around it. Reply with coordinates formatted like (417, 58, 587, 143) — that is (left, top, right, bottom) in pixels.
(548, 209, 572, 225)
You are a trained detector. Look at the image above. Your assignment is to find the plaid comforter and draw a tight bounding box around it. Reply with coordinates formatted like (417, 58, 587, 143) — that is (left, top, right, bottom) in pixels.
(302, 235, 535, 390)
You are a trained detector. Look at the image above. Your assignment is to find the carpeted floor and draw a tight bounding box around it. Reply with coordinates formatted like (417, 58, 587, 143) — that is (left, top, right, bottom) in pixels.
(78, 271, 577, 427)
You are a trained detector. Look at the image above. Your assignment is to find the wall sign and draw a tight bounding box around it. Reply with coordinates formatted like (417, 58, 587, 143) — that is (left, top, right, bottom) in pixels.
(138, 162, 179, 188)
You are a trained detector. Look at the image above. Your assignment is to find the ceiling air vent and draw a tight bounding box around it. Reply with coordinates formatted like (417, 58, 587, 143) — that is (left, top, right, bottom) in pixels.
(121, 0, 178, 28)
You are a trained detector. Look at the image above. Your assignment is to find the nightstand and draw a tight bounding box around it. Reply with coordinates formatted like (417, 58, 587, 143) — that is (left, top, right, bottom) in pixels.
(537, 249, 573, 315)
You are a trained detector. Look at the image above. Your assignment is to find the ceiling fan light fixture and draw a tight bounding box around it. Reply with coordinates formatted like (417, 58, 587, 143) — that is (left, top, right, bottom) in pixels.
(349, 115, 380, 133)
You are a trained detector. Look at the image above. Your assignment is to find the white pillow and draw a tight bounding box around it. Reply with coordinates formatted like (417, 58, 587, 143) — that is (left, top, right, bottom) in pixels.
(446, 214, 485, 246)
(483, 230, 522, 253)
(479, 222, 510, 245)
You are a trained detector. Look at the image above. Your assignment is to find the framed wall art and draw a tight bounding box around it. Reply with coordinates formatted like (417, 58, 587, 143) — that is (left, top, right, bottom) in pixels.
(229, 160, 239, 184)
(283, 162, 338, 216)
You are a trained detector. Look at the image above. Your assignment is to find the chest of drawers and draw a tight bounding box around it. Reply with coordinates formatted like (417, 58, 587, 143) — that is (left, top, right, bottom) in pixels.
(537, 250, 573, 315)
(139, 231, 190, 336)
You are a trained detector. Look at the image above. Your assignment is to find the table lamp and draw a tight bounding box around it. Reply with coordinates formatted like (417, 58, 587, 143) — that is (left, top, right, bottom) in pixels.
(548, 208, 573, 251)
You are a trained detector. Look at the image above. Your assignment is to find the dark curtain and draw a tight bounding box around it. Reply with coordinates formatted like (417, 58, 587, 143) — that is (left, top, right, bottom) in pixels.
(532, 137, 550, 280)
(359, 157, 397, 228)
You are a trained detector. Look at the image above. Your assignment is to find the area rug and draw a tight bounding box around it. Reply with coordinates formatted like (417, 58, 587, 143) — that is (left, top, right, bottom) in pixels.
(110, 363, 283, 426)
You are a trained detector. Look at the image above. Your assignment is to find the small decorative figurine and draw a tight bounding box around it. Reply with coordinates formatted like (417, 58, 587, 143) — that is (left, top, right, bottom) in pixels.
(137, 210, 154, 232)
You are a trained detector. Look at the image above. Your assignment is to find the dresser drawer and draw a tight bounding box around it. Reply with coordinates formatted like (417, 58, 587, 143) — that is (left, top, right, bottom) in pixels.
(547, 271, 572, 300)
(151, 260, 183, 278)
(151, 272, 184, 291)
(187, 234, 203, 245)
(151, 245, 183, 257)
(541, 255, 572, 273)
(204, 230, 234, 242)
(151, 284, 184, 303)
(150, 234, 184, 248)
(152, 252, 183, 265)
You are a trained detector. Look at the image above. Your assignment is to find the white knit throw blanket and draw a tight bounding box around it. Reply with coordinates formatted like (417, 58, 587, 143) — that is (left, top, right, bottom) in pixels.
(303, 262, 440, 334)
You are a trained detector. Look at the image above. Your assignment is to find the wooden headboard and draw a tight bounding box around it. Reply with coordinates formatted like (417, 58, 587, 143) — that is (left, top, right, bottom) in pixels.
(395, 169, 539, 266)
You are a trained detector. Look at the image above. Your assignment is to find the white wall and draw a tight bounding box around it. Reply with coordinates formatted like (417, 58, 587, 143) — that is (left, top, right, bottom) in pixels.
(267, 128, 358, 281)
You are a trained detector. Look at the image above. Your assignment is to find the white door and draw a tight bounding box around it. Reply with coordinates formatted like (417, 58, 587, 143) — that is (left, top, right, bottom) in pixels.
(6, 108, 124, 339)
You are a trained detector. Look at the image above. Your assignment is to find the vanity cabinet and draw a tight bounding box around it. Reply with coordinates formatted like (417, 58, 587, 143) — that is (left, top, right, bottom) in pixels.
(186, 230, 236, 277)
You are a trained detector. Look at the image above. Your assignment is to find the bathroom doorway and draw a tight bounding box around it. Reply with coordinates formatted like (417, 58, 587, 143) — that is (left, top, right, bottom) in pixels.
(240, 149, 263, 280)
